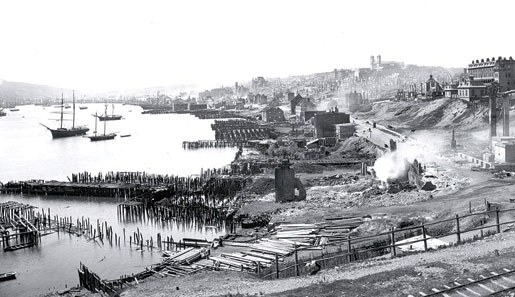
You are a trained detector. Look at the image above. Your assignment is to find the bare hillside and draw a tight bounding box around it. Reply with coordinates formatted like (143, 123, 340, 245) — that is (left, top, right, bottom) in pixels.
(361, 99, 489, 131)
(0, 79, 68, 102)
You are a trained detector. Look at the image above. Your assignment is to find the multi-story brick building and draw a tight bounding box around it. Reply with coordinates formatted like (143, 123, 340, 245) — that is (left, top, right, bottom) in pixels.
(467, 57, 515, 92)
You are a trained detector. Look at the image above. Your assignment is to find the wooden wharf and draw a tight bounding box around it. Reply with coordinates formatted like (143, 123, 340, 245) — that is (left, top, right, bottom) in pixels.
(78, 247, 210, 295)
(211, 119, 271, 141)
(1, 172, 248, 208)
(182, 140, 245, 150)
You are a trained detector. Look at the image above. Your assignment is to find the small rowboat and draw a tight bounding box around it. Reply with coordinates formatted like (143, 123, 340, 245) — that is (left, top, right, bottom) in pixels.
(0, 272, 16, 281)
(120, 134, 131, 138)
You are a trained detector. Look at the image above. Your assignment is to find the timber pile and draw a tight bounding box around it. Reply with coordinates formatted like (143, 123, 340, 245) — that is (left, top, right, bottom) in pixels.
(89, 248, 210, 294)
(317, 216, 364, 244)
(210, 217, 364, 271)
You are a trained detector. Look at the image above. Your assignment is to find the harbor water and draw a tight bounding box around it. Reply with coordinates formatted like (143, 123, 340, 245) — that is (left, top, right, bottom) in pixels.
(0, 104, 237, 297)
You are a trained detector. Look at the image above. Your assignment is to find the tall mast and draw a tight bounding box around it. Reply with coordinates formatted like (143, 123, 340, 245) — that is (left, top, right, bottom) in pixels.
(94, 112, 98, 136)
(60, 93, 64, 129)
(104, 104, 108, 135)
(72, 90, 76, 129)
(112, 104, 115, 116)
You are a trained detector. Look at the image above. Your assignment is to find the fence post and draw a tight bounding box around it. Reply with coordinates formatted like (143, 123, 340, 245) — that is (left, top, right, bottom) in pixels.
(496, 209, 501, 233)
(275, 253, 279, 279)
(422, 225, 428, 252)
(390, 227, 396, 258)
(347, 234, 352, 263)
(294, 244, 299, 276)
(455, 214, 461, 244)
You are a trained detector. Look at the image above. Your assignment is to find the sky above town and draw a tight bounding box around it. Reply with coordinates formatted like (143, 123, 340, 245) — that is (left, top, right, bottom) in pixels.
(0, 0, 514, 92)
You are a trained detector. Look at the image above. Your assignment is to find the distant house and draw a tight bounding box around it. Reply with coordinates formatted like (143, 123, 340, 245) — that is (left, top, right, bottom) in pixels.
(300, 98, 317, 120)
(444, 82, 459, 99)
(290, 94, 304, 114)
(172, 99, 188, 111)
(335, 123, 355, 140)
(425, 75, 444, 98)
(457, 76, 487, 102)
(262, 107, 285, 122)
(314, 112, 350, 138)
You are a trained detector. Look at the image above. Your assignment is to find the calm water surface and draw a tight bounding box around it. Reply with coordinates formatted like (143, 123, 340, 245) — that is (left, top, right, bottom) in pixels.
(0, 105, 235, 297)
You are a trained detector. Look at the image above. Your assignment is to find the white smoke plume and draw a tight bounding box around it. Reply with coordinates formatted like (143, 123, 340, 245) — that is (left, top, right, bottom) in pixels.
(373, 138, 434, 184)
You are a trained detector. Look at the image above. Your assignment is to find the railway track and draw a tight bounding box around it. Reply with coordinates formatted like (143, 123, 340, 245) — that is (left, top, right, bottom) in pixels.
(409, 267, 515, 297)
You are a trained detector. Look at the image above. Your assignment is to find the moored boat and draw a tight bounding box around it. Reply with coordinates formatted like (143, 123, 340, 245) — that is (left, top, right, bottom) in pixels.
(0, 272, 16, 281)
(88, 108, 117, 141)
(95, 104, 122, 121)
(41, 91, 89, 138)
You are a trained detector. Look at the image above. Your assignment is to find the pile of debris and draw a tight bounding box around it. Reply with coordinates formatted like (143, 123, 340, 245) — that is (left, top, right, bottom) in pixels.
(308, 174, 361, 187)
(493, 171, 515, 179)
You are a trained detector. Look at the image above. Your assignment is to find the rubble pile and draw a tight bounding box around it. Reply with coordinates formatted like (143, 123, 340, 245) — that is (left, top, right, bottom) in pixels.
(306, 174, 361, 187)
(492, 171, 515, 179)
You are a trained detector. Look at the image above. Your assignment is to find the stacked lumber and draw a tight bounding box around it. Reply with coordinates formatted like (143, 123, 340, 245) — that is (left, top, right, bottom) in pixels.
(210, 218, 365, 271)
(163, 247, 209, 265)
(317, 216, 364, 245)
(158, 247, 210, 277)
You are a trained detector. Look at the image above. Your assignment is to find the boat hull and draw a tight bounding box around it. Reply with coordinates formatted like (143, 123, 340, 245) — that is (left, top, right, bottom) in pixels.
(50, 127, 90, 138)
(98, 115, 122, 121)
(0, 272, 16, 282)
(88, 133, 116, 141)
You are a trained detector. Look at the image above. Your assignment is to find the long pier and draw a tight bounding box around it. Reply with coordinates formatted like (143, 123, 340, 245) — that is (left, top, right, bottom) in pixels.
(182, 140, 245, 150)
(1, 172, 248, 204)
(212, 119, 271, 141)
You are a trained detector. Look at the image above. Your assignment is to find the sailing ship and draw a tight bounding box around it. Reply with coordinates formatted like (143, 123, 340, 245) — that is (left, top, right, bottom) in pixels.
(88, 106, 117, 141)
(40, 91, 89, 138)
(95, 104, 122, 121)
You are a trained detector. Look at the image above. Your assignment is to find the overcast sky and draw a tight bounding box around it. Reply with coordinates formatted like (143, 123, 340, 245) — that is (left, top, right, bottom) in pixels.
(0, 0, 514, 92)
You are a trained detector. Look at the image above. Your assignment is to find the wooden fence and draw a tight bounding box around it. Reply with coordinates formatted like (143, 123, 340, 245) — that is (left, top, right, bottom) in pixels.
(258, 206, 513, 279)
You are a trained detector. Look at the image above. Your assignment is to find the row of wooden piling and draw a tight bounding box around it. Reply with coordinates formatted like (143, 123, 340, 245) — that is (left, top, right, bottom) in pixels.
(0, 175, 248, 207)
(117, 202, 234, 234)
(182, 140, 244, 150)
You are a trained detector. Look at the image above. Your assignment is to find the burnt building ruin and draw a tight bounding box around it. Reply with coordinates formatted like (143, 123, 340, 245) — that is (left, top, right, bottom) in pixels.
(275, 160, 306, 202)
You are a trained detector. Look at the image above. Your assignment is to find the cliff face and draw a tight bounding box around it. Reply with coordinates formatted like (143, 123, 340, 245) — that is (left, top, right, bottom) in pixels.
(361, 98, 489, 131)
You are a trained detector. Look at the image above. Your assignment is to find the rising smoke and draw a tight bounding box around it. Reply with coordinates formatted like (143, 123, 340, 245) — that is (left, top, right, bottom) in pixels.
(372, 137, 436, 184)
